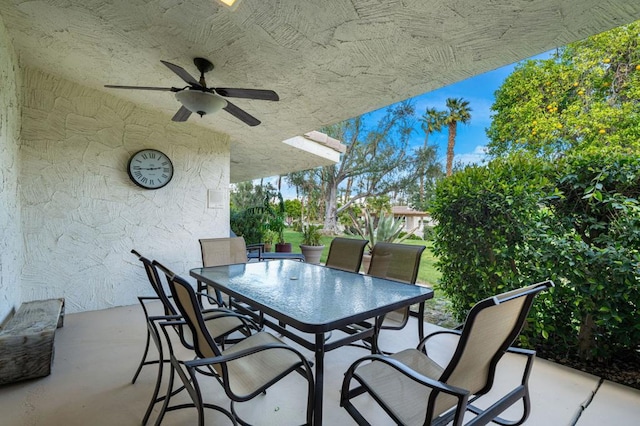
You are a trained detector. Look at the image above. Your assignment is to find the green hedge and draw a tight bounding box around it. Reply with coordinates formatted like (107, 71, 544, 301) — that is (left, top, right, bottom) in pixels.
(431, 151, 640, 361)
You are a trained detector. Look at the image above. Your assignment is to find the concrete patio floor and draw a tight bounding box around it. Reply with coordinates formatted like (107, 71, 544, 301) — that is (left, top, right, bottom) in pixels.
(1, 301, 638, 425)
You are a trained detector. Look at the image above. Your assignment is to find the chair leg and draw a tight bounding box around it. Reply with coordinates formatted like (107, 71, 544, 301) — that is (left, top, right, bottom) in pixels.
(132, 326, 152, 384)
(154, 355, 176, 426)
(185, 364, 206, 426)
(142, 319, 165, 425)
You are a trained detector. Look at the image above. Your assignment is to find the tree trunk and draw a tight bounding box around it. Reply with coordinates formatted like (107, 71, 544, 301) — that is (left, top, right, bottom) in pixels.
(323, 184, 339, 233)
(420, 134, 430, 202)
(577, 312, 595, 360)
(446, 122, 457, 176)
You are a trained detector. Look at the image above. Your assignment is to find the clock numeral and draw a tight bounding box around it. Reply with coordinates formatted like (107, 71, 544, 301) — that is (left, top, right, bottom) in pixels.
(163, 167, 171, 173)
(161, 173, 168, 179)
(141, 177, 148, 183)
(134, 171, 142, 178)
(149, 179, 155, 186)
(132, 165, 141, 170)
(141, 153, 148, 160)
(161, 161, 168, 166)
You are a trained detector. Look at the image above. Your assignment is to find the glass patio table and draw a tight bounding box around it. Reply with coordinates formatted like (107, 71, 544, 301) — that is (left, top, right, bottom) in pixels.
(190, 259, 434, 426)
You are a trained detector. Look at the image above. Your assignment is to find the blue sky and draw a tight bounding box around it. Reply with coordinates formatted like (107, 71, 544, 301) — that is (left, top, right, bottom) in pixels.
(365, 52, 551, 168)
(268, 51, 553, 197)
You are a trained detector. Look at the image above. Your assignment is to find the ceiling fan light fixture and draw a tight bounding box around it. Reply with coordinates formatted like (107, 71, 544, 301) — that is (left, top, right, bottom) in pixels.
(215, 0, 242, 11)
(175, 90, 227, 117)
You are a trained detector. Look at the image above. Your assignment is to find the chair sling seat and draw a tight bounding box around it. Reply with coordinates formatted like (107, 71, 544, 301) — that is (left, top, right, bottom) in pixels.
(201, 310, 251, 344)
(342, 280, 554, 426)
(165, 269, 315, 425)
(354, 349, 445, 425)
(220, 331, 305, 398)
(368, 242, 426, 330)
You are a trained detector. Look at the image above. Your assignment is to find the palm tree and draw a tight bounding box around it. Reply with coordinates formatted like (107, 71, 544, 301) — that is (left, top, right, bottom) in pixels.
(419, 108, 446, 201)
(420, 107, 446, 148)
(444, 98, 472, 176)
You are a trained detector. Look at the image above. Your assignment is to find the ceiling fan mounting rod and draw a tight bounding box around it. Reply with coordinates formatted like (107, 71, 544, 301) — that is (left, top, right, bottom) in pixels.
(193, 57, 214, 88)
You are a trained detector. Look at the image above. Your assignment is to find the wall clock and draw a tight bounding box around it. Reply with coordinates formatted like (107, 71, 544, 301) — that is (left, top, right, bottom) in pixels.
(127, 149, 174, 190)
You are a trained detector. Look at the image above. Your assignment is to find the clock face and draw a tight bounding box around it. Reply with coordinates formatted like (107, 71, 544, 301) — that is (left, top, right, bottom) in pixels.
(127, 149, 174, 190)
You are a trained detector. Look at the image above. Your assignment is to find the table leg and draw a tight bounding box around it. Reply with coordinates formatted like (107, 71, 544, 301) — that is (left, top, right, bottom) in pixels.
(313, 333, 325, 425)
(418, 302, 425, 341)
(372, 316, 382, 354)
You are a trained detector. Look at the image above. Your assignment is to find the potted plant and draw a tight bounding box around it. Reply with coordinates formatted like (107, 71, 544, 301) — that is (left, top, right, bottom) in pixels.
(299, 224, 325, 264)
(348, 208, 418, 272)
(271, 215, 292, 252)
(262, 229, 276, 252)
(271, 197, 291, 252)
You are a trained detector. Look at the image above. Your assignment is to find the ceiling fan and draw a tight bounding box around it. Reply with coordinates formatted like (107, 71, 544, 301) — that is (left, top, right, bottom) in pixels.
(104, 58, 278, 126)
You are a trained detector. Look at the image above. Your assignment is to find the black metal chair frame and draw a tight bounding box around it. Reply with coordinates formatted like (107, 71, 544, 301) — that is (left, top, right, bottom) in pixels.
(368, 242, 427, 338)
(131, 251, 259, 425)
(159, 265, 316, 426)
(341, 280, 554, 426)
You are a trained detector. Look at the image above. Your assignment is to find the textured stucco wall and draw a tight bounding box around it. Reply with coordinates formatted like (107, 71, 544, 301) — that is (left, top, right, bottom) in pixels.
(20, 69, 231, 313)
(0, 14, 22, 323)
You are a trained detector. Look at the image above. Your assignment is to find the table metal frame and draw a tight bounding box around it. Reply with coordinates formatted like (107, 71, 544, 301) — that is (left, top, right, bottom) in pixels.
(190, 260, 433, 425)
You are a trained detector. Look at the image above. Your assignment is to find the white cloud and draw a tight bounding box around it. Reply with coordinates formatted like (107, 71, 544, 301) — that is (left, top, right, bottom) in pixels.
(455, 145, 488, 166)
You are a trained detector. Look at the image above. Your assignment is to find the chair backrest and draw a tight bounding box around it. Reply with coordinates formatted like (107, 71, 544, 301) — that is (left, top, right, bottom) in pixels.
(199, 237, 249, 267)
(325, 238, 369, 272)
(161, 266, 224, 367)
(367, 242, 426, 284)
(131, 249, 176, 316)
(429, 280, 554, 419)
(132, 251, 198, 348)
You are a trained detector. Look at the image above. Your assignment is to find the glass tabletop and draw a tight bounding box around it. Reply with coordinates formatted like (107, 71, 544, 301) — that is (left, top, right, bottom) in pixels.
(190, 260, 433, 332)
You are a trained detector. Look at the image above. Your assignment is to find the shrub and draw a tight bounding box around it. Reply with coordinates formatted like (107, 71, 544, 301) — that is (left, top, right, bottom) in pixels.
(431, 151, 640, 361)
(431, 154, 552, 316)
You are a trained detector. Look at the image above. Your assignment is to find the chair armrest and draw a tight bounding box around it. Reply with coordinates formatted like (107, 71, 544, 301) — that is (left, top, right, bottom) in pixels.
(506, 346, 535, 357)
(148, 314, 185, 325)
(201, 308, 262, 331)
(417, 329, 462, 352)
(184, 341, 310, 368)
(195, 291, 225, 307)
(506, 346, 536, 385)
(246, 243, 264, 261)
(138, 295, 160, 302)
(137, 296, 163, 320)
(344, 354, 470, 399)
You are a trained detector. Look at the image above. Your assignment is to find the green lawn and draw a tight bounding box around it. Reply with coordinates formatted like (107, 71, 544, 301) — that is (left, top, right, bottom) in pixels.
(281, 229, 441, 286)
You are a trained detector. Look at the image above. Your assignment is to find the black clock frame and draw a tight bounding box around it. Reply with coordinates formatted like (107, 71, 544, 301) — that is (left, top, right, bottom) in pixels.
(127, 149, 174, 190)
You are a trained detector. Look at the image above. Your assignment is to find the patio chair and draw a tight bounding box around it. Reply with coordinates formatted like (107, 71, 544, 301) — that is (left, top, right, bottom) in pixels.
(367, 242, 427, 341)
(130, 251, 259, 424)
(341, 280, 554, 426)
(162, 268, 315, 426)
(147, 260, 262, 425)
(324, 237, 369, 272)
(199, 236, 267, 323)
(198, 237, 254, 306)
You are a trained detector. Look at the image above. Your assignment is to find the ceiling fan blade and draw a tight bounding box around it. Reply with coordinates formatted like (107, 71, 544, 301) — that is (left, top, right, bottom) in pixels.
(223, 101, 261, 126)
(160, 60, 201, 87)
(104, 85, 179, 91)
(171, 106, 192, 122)
(215, 88, 279, 101)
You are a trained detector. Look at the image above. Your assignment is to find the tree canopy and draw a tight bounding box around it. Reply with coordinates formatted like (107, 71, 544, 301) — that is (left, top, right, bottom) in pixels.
(487, 21, 640, 158)
(287, 102, 442, 233)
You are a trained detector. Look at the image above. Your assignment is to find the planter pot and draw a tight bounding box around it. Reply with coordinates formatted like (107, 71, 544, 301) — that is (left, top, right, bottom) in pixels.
(263, 243, 272, 253)
(300, 244, 325, 264)
(275, 242, 292, 253)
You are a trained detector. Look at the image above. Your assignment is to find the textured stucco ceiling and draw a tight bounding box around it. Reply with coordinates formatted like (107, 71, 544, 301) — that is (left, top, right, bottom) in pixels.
(2, 0, 639, 182)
